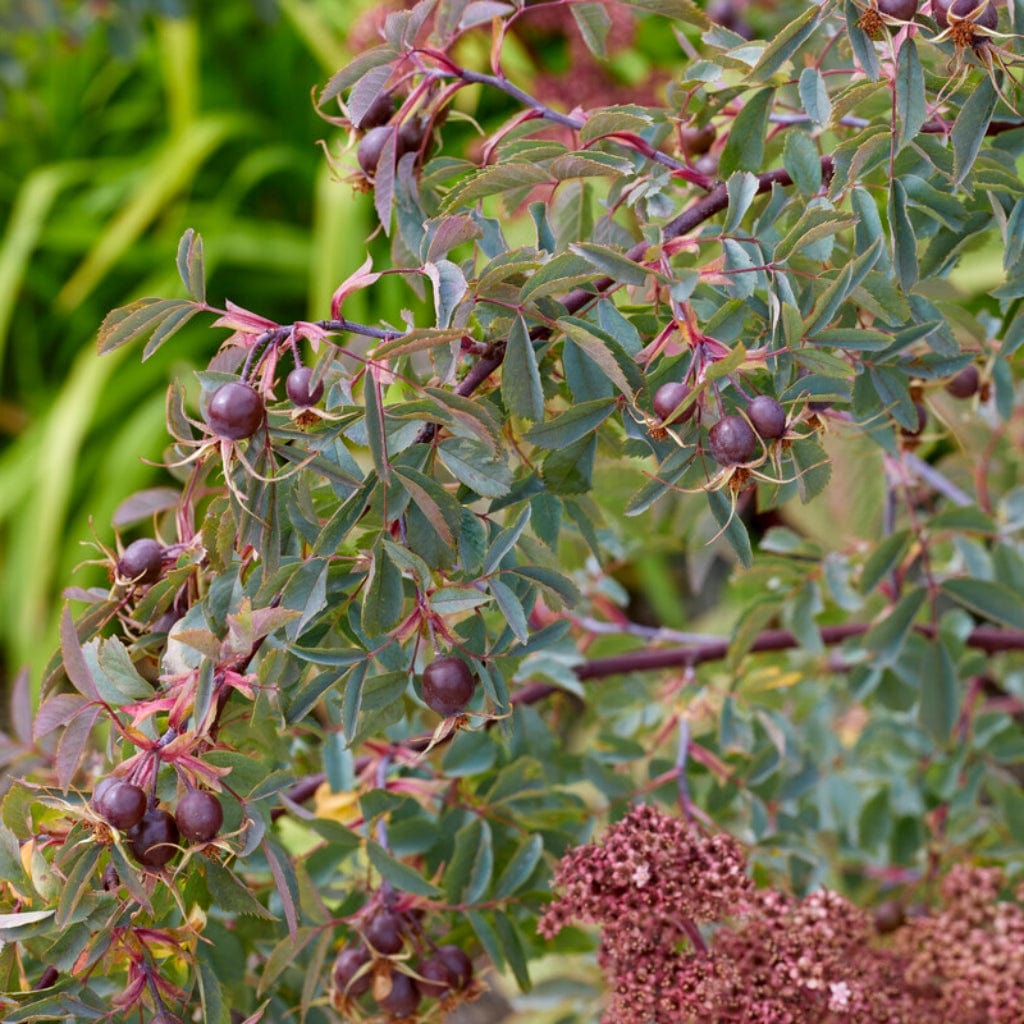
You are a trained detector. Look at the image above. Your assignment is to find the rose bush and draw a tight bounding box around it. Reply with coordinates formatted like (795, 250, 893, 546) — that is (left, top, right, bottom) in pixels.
(4, 0, 1024, 1021)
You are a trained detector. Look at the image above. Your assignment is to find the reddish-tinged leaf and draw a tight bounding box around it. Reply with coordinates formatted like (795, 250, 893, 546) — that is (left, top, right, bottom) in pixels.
(211, 300, 278, 334)
(33, 693, 90, 740)
(10, 668, 31, 745)
(373, 128, 398, 235)
(175, 228, 206, 302)
(330, 256, 381, 320)
(262, 838, 299, 938)
(60, 606, 102, 703)
(55, 706, 101, 791)
(96, 297, 201, 356)
(424, 214, 483, 261)
(112, 487, 180, 527)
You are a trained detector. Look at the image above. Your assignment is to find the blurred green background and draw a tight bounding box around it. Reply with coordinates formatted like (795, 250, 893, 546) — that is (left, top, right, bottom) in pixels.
(0, 0, 393, 695)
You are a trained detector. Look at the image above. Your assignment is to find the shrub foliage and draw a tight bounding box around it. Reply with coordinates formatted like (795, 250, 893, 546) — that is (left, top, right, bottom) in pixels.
(5, 0, 1024, 1020)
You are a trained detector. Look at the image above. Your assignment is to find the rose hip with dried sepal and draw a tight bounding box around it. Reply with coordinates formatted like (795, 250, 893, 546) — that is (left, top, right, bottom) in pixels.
(175, 790, 223, 843)
(417, 954, 457, 998)
(117, 538, 164, 585)
(946, 364, 980, 399)
(376, 969, 420, 1017)
(421, 656, 476, 716)
(746, 396, 787, 441)
(708, 415, 758, 466)
(436, 945, 473, 990)
(365, 908, 405, 955)
(92, 777, 147, 831)
(128, 808, 179, 870)
(332, 946, 371, 997)
(652, 382, 696, 425)
(205, 382, 265, 441)
(285, 366, 324, 407)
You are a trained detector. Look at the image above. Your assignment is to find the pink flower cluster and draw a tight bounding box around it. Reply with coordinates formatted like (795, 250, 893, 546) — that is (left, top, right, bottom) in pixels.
(539, 805, 1024, 1024)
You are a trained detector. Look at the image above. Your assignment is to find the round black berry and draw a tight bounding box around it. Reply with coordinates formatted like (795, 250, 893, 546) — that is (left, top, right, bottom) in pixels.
(436, 945, 473, 990)
(946, 364, 979, 399)
(333, 946, 372, 997)
(285, 366, 324, 407)
(356, 91, 394, 131)
(365, 909, 405, 955)
(175, 790, 223, 843)
(397, 118, 426, 158)
(873, 900, 906, 934)
(358, 126, 392, 176)
(901, 402, 927, 438)
(421, 656, 476, 717)
(94, 779, 147, 831)
(205, 382, 264, 441)
(708, 415, 758, 466)
(678, 123, 716, 159)
(746, 396, 787, 440)
(877, 0, 917, 19)
(377, 970, 420, 1017)
(128, 808, 179, 869)
(935, 0, 997, 32)
(117, 538, 164, 585)
(652, 382, 696, 425)
(416, 954, 456, 998)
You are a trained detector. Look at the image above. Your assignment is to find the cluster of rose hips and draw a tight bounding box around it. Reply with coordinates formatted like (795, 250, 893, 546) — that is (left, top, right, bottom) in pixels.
(331, 906, 475, 1019)
(652, 381, 788, 467)
(861, 0, 997, 45)
(199, 364, 326, 443)
(92, 777, 223, 870)
(901, 363, 982, 440)
(342, 87, 431, 181)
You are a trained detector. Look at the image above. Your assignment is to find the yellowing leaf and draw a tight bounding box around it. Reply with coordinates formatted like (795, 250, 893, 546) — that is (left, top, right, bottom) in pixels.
(313, 782, 361, 825)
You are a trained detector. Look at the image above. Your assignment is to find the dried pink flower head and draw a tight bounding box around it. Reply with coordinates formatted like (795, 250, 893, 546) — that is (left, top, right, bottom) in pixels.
(540, 807, 1024, 1023)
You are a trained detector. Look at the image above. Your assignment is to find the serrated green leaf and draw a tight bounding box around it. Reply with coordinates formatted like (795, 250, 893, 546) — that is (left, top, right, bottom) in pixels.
(205, 859, 276, 919)
(439, 437, 512, 497)
(557, 316, 638, 397)
(942, 577, 1024, 630)
(719, 88, 774, 178)
(799, 67, 831, 127)
(361, 542, 404, 636)
(493, 834, 544, 900)
(724, 172, 759, 233)
(860, 530, 911, 594)
(489, 576, 530, 644)
(952, 76, 997, 185)
(572, 2, 611, 58)
(919, 638, 958, 745)
(863, 587, 926, 665)
(521, 252, 595, 303)
(782, 131, 822, 197)
(844, 0, 880, 79)
(443, 163, 551, 211)
(775, 208, 856, 263)
(894, 38, 925, 150)
(502, 315, 545, 422)
(579, 107, 654, 143)
(708, 488, 752, 567)
(541, 434, 597, 495)
(621, 0, 708, 26)
(524, 397, 616, 449)
(176, 228, 205, 302)
(569, 241, 653, 287)
(367, 840, 441, 897)
(96, 297, 201, 357)
(750, 4, 819, 82)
